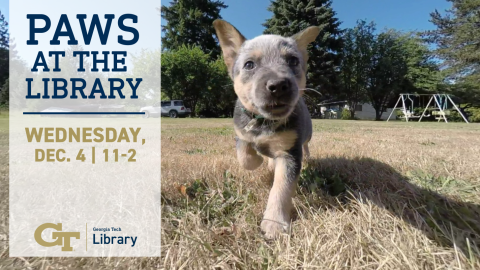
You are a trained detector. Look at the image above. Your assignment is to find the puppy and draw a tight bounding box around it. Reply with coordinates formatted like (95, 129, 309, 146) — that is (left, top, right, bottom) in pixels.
(213, 20, 320, 238)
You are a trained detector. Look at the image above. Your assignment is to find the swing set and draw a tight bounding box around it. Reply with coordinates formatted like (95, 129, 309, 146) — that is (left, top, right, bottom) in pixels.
(386, 93, 469, 123)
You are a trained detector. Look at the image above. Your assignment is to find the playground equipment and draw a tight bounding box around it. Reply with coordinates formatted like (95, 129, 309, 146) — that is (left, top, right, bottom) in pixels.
(386, 93, 469, 123)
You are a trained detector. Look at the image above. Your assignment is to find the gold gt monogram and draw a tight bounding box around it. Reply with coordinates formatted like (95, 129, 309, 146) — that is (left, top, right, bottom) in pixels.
(34, 223, 80, 251)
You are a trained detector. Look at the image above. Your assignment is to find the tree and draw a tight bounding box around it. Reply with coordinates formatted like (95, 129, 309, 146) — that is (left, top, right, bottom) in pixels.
(200, 57, 236, 117)
(7, 42, 29, 110)
(337, 20, 375, 119)
(401, 33, 441, 93)
(0, 78, 7, 106)
(161, 45, 235, 117)
(0, 11, 9, 104)
(161, 0, 227, 58)
(129, 49, 161, 105)
(367, 30, 407, 120)
(338, 20, 440, 120)
(161, 45, 213, 115)
(424, 0, 480, 104)
(367, 31, 440, 120)
(263, 0, 343, 98)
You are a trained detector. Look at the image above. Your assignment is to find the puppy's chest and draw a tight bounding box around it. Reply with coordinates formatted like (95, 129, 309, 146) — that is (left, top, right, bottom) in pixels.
(236, 127, 298, 157)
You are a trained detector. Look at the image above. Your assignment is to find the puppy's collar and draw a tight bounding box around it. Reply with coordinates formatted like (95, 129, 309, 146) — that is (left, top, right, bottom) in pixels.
(241, 107, 264, 119)
(240, 107, 283, 132)
(241, 107, 264, 132)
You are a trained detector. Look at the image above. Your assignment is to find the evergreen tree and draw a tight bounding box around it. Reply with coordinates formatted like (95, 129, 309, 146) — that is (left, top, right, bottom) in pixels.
(0, 11, 9, 89)
(263, 0, 343, 97)
(161, 0, 227, 58)
(0, 77, 7, 106)
(425, 0, 480, 104)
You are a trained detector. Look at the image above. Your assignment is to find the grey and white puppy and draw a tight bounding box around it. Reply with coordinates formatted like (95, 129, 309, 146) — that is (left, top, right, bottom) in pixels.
(213, 20, 320, 238)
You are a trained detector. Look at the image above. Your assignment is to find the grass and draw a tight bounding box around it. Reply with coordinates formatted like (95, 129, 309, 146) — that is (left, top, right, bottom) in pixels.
(1, 116, 480, 269)
(0, 114, 8, 261)
(160, 118, 480, 269)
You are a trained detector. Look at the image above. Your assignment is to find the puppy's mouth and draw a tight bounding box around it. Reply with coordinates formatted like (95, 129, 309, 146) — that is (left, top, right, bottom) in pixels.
(258, 102, 292, 119)
(267, 102, 288, 110)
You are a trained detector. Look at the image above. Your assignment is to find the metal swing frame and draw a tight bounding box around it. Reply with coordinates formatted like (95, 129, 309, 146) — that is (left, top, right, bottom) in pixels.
(386, 93, 469, 123)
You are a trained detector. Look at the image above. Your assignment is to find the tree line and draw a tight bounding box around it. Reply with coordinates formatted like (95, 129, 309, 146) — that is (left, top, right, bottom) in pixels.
(0, 12, 9, 107)
(0, 1, 479, 121)
(160, 0, 480, 120)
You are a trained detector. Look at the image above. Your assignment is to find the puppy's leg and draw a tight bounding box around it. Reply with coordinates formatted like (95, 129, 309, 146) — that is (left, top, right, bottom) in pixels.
(268, 158, 276, 172)
(236, 138, 263, 170)
(302, 142, 310, 160)
(261, 149, 301, 238)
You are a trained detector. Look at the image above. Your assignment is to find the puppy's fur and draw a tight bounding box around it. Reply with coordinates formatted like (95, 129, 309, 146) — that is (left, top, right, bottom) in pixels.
(213, 20, 319, 238)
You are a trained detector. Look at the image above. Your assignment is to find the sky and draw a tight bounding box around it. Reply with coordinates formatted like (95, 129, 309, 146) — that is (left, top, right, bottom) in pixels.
(160, 0, 452, 39)
(0, 1, 8, 22)
(0, 0, 452, 40)
(0, 0, 452, 55)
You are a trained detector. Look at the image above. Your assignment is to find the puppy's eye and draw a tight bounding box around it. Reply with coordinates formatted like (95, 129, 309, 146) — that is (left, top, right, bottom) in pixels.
(244, 61, 255, 70)
(287, 57, 299, 67)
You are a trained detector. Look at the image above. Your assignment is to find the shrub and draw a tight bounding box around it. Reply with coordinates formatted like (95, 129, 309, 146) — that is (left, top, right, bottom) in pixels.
(467, 107, 480, 122)
(449, 106, 480, 123)
(449, 110, 464, 122)
(413, 107, 424, 115)
(341, 108, 351, 120)
(395, 110, 407, 121)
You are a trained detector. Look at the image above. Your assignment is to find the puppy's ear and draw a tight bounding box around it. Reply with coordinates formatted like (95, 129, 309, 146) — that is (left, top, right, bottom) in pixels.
(213, 19, 246, 76)
(292, 26, 321, 49)
(292, 26, 320, 65)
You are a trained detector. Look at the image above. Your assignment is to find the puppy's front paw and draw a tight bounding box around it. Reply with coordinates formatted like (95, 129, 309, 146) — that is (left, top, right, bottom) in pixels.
(260, 219, 289, 239)
(240, 154, 263, 170)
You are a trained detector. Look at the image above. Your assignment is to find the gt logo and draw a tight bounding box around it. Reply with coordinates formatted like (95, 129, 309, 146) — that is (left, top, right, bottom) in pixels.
(34, 223, 80, 251)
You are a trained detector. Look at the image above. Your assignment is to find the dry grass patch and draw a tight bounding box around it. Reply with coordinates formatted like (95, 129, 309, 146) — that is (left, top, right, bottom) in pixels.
(1, 117, 480, 269)
(0, 115, 8, 257)
(161, 119, 480, 269)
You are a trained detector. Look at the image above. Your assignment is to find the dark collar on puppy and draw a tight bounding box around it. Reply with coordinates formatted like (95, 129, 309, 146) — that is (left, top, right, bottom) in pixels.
(241, 107, 264, 119)
(239, 106, 284, 132)
(240, 107, 265, 132)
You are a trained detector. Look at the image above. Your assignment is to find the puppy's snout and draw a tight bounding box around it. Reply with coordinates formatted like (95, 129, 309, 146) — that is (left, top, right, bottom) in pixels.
(266, 79, 291, 94)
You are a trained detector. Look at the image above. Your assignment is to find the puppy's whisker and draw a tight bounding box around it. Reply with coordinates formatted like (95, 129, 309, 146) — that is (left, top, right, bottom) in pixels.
(300, 88, 323, 97)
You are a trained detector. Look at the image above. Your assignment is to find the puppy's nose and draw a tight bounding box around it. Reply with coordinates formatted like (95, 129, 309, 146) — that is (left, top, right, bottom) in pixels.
(266, 79, 291, 93)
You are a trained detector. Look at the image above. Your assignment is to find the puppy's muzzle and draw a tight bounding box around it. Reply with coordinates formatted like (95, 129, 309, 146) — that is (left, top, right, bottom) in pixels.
(266, 78, 291, 97)
(260, 77, 296, 113)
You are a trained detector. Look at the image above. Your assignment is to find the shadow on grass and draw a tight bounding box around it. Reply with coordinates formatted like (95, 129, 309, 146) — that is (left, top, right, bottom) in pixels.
(299, 157, 480, 257)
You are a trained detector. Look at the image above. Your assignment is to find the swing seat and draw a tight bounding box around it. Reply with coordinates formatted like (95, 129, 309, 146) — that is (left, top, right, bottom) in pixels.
(401, 110, 420, 119)
(432, 111, 450, 116)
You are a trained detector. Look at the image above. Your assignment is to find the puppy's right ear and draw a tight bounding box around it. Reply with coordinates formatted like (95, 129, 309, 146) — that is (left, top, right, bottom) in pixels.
(213, 19, 246, 76)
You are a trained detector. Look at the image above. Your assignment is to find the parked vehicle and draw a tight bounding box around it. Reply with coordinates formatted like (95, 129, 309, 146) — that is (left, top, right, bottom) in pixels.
(139, 102, 160, 118)
(160, 100, 191, 118)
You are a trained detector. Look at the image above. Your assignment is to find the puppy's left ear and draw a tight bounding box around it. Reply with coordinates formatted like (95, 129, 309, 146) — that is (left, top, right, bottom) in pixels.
(213, 19, 247, 77)
(292, 26, 321, 50)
